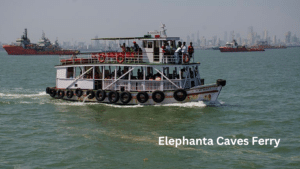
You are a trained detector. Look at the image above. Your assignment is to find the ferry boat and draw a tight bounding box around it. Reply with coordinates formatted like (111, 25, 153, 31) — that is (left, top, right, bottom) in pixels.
(46, 24, 226, 105)
(219, 39, 265, 52)
(2, 29, 79, 55)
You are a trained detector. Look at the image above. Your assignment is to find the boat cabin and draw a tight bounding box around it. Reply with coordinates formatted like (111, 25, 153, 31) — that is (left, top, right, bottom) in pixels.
(55, 63, 202, 92)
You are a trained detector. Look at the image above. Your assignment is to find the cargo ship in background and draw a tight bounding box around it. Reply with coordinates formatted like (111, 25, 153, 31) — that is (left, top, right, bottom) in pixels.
(254, 41, 287, 49)
(219, 39, 265, 52)
(2, 29, 79, 55)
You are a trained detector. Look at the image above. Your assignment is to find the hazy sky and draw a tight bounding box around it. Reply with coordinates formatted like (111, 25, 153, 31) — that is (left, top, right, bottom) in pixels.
(0, 0, 299, 44)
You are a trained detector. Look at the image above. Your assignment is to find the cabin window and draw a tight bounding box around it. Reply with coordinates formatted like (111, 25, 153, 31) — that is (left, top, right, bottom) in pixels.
(67, 67, 74, 78)
(164, 67, 179, 79)
(84, 66, 93, 79)
(94, 66, 102, 79)
(75, 67, 82, 79)
(143, 41, 147, 48)
(148, 42, 153, 48)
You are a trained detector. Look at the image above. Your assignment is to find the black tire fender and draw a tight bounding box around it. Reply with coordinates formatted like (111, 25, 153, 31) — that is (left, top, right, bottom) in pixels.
(86, 90, 95, 99)
(152, 91, 165, 103)
(66, 90, 74, 99)
(217, 79, 226, 86)
(57, 90, 65, 99)
(136, 92, 149, 103)
(49, 89, 56, 98)
(46, 87, 50, 94)
(95, 90, 106, 101)
(120, 91, 132, 104)
(108, 91, 119, 103)
(75, 89, 83, 97)
(173, 89, 187, 101)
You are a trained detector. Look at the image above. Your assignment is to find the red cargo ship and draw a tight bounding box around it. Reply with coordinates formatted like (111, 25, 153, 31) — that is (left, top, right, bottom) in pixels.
(219, 39, 264, 52)
(2, 29, 79, 55)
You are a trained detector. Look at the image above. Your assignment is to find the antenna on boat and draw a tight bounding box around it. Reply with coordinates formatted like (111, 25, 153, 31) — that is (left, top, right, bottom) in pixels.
(160, 22, 167, 37)
(42, 30, 45, 39)
(24, 28, 27, 39)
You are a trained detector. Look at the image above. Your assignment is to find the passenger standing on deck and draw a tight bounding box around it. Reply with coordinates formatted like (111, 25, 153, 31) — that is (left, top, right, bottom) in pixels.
(177, 41, 182, 49)
(174, 41, 182, 64)
(165, 42, 170, 54)
(120, 43, 126, 52)
(133, 41, 139, 52)
(181, 42, 187, 54)
(188, 42, 194, 58)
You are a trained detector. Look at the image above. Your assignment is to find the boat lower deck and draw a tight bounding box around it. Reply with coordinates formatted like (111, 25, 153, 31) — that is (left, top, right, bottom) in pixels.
(46, 83, 224, 105)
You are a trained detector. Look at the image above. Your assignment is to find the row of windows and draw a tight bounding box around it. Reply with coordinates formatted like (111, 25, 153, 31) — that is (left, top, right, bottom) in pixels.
(142, 40, 176, 48)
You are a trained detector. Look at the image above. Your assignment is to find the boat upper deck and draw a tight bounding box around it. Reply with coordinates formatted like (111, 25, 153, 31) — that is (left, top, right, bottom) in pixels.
(58, 24, 197, 67)
(58, 51, 196, 67)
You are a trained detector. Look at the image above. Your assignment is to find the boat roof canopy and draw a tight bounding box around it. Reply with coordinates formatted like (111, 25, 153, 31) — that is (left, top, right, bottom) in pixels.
(92, 37, 180, 41)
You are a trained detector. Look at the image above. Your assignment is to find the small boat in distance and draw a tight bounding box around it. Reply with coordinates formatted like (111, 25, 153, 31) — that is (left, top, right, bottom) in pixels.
(219, 39, 265, 52)
(2, 29, 79, 55)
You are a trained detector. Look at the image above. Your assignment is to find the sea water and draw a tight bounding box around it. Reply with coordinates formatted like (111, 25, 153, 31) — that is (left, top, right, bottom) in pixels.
(0, 49, 299, 168)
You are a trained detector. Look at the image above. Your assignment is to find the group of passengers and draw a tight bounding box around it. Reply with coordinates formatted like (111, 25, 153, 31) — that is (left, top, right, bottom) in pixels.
(91, 66, 182, 81)
(161, 41, 194, 64)
(120, 42, 141, 53)
(67, 66, 197, 81)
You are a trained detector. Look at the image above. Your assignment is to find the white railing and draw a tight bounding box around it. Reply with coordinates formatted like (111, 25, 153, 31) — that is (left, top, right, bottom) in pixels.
(163, 80, 181, 90)
(59, 52, 144, 65)
(59, 52, 195, 65)
(101, 79, 184, 91)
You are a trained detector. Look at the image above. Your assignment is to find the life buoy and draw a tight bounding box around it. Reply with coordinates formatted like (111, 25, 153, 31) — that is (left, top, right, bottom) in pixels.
(49, 89, 56, 97)
(120, 91, 132, 104)
(152, 91, 165, 103)
(108, 91, 119, 103)
(173, 89, 187, 101)
(95, 90, 106, 101)
(183, 53, 190, 63)
(86, 90, 95, 99)
(57, 90, 65, 99)
(116, 54, 125, 63)
(136, 92, 148, 103)
(75, 89, 83, 97)
(98, 53, 106, 63)
(66, 90, 74, 98)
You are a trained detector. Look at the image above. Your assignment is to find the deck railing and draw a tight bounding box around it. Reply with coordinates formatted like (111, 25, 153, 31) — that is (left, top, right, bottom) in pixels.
(101, 79, 184, 91)
(59, 52, 194, 65)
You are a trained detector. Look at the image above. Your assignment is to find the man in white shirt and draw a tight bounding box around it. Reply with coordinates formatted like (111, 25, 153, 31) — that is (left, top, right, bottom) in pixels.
(181, 42, 187, 54)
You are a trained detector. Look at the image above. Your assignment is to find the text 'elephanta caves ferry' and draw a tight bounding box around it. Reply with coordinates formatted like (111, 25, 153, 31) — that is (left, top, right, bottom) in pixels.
(2, 29, 79, 55)
(46, 24, 226, 105)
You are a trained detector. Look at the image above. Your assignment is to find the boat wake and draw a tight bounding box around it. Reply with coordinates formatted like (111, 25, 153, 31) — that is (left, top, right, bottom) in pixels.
(54, 102, 99, 106)
(54, 102, 144, 108)
(53, 101, 211, 108)
(156, 101, 207, 108)
(0, 91, 47, 98)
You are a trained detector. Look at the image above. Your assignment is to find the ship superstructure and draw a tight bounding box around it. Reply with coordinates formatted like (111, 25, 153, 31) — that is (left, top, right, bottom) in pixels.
(2, 29, 79, 55)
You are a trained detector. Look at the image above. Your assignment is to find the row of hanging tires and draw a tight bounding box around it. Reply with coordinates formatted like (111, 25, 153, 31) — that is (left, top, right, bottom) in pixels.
(46, 87, 187, 104)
